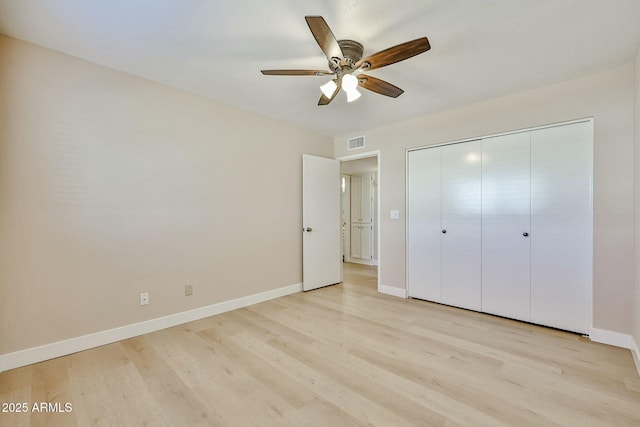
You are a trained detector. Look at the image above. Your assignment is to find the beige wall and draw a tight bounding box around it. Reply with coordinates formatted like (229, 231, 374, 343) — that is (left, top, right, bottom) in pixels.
(0, 36, 332, 355)
(335, 65, 635, 334)
(341, 157, 377, 175)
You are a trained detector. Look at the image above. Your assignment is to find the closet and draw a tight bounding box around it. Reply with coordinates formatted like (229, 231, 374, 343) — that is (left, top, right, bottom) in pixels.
(407, 120, 592, 333)
(350, 173, 374, 261)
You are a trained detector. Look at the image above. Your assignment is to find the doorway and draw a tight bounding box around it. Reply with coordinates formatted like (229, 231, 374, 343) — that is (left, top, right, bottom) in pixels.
(337, 151, 380, 288)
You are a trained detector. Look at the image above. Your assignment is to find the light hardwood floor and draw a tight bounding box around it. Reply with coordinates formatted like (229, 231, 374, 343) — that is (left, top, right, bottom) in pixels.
(1, 262, 639, 426)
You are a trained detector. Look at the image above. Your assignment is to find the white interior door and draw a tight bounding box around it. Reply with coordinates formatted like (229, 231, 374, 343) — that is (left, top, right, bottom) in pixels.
(530, 122, 593, 333)
(407, 147, 442, 302)
(481, 132, 531, 321)
(441, 141, 482, 311)
(302, 154, 341, 291)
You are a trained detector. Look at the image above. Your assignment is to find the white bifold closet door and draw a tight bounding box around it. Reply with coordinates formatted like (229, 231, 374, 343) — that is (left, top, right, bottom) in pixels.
(407, 142, 481, 310)
(350, 174, 373, 223)
(441, 142, 482, 311)
(407, 147, 442, 302)
(407, 120, 592, 334)
(530, 122, 592, 333)
(481, 132, 531, 321)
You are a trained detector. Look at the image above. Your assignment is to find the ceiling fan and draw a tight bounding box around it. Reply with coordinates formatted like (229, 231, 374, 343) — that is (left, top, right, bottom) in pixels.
(261, 16, 431, 105)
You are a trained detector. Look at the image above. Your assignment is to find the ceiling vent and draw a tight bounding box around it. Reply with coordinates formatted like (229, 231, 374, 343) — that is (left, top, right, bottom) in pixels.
(347, 136, 365, 151)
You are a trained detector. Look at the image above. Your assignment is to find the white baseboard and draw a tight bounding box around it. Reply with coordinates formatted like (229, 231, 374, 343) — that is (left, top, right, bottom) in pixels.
(589, 328, 640, 375)
(348, 258, 378, 266)
(0, 283, 302, 373)
(589, 328, 640, 376)
(632, 340, 640, 377)
(378, 284, 407, 298)
(589, 327, 635, 349)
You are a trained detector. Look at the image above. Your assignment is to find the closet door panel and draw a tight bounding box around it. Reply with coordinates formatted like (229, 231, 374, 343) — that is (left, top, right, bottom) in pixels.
(361, 173, 373, 223)
(350, 225, 362, 259)
(441, 142, 481, 310)
(481, 133, 531, 321)
(361, 224, 373, 260)
(407, 148, 442, 301)
(530, 122, 592, 333)
(350, 176, 363, 223)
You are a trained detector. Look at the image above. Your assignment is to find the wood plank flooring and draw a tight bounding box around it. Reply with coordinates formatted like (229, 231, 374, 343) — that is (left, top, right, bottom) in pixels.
(1, 262, 639, 426)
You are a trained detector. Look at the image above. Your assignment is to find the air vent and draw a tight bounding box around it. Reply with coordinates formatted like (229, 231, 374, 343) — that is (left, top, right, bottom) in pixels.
(347, 136, 365, 151)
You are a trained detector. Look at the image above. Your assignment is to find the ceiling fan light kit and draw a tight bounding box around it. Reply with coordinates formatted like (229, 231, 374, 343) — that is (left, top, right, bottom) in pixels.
(320, 80, 338, 98)
(341, 74, 361, 103)
(261, 16, 431, 106)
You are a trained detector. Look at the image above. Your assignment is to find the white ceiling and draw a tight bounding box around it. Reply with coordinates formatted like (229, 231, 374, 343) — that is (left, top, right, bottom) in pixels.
(1, 0, 640, 137)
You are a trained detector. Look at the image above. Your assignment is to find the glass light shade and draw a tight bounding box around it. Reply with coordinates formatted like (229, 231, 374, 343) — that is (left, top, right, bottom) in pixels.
(346, 90, 361, 103)
(320, 80, 337, 98)
(342, 74, 361, 103)
(341, 73, 358, 90)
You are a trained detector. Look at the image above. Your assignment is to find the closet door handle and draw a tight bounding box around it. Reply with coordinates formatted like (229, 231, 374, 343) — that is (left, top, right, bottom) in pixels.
(522, 232, 529, 237)
(442, 230, 447, 234)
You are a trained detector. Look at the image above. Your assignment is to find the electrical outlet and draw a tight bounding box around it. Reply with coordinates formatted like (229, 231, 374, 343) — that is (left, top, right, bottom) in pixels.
(185, 284, 193, 296)
(139, 292, 149, 306)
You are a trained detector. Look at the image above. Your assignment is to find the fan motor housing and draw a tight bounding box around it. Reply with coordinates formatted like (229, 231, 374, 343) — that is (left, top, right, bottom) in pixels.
(330, 39, 364, 71)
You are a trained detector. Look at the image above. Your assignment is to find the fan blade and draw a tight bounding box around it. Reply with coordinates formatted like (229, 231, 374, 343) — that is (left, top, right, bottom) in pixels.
(261, 69, 332, 76)
(318, 94, 332, 105)
(318, 80, 341, 106)
(358, 74, 404, 98)
(355, 37, 430, 71)
(305, 16, 343, 63)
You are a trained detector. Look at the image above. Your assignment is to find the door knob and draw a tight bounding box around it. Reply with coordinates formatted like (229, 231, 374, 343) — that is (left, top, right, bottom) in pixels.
(522, 232, 529, 237)
(442, 230, 447, 234)
(305, 227, 313, 232)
